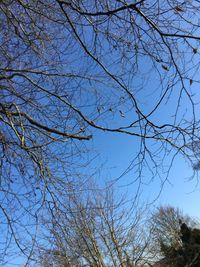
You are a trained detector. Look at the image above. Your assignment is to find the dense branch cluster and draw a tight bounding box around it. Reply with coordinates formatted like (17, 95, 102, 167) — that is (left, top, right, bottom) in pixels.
(1, 0, 200, 265)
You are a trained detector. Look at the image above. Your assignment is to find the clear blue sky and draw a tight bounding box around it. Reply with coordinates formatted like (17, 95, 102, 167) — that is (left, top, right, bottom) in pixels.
(3, 3, 200, 266)
(89, 69, 200, 220)
(92, 128, 200, 219)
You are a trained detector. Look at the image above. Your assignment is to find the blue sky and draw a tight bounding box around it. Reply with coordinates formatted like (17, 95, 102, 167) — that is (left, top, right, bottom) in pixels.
(89, 68, 200, 220)
(2, 2, 200, 265)
(92, 127, 200, 219)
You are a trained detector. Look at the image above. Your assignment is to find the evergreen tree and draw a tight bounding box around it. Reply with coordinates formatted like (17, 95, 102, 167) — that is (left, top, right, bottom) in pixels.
(158, 222, 200, 267)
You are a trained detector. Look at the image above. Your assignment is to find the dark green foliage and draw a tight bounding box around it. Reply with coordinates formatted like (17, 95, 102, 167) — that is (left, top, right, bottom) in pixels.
(180, 223, 191, 244)
(158, 222, 200, 267)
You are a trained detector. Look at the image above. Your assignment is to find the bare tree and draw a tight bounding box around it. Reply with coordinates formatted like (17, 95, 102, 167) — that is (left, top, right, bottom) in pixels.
(36, 185, 150, 267)
(1, 0, 200, 264)
(36, 204, 200, 267)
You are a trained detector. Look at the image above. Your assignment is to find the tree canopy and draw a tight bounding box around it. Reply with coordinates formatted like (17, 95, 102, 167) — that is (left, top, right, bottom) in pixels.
(1, 0, 200, 264)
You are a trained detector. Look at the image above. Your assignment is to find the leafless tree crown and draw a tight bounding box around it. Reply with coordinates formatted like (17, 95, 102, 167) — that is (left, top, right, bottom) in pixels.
(1, 0, 200, 264)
